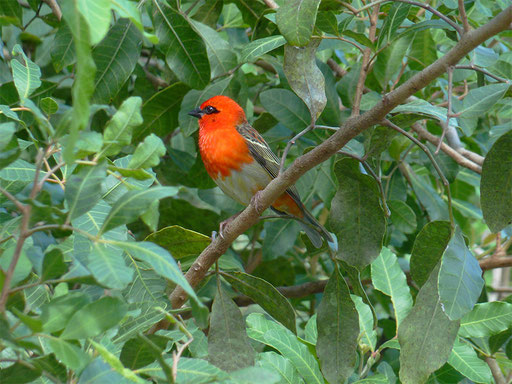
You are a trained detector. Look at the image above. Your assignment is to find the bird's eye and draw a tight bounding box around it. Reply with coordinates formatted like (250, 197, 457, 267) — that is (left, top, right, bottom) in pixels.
(204, 106, 219, 115)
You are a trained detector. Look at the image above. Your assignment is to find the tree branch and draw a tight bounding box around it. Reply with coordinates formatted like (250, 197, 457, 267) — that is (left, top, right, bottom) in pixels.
(458, 0, 471, 33)
(411, 122, 482, 173)
(169, 6, 512, 309)
(479, 256, 512, 271)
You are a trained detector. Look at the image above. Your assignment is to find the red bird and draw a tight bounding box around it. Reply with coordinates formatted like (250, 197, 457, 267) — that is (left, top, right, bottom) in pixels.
(189, 95, 332, 248)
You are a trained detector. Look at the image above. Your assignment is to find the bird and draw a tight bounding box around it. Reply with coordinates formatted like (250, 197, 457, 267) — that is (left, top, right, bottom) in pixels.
(188, 95, 333, 248)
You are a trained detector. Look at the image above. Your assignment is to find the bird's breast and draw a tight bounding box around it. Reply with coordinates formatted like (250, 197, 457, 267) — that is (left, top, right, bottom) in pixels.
(199, 127, 254, 179)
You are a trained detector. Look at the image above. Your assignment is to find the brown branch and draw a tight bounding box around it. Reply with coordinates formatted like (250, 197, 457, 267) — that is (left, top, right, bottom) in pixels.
(262, 0, 278, 9)
(169, 6, 512, 309)
(437, 66, 454, 154)
(485, 357, 506, 384)
(352, 4, 380, 116)
(42, 0, 61, 21)
(455, 65, 509, 84)
(479, 256, 512, 271)
(458, 0, 471, 33)
(458, 148, 484, 166)
(327, 58, 347, 77)
(411, 123, 482, 173)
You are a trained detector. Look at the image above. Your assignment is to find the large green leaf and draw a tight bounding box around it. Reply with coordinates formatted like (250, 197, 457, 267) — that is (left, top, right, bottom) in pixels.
(408, 30, 437, 70)
(91, 19, 141, 104)
(247, 313, 324, 384)
(86, 241, 133, 289)
(190, 20, 237, 78)
(208, 284, 254, 372)
(223, 271, 296, 333)
(398, 265, 460, 384)
(47, 337, 91, 373)
(153, 1, 210, 89)
(410, 221, 452, 287)
(0, 0, 22, 27)
(101, 96, 143, 157)
(373, 35, 412, 90)
(408, 166, 449, 221)
(78, 357, 129, 384)
(11, 44, 41, 101)
(316, 267, 359, 384)
(276, 0, 321, 47)
(127, 134, 165, 169)
(41, 292, 92, 333)
(388, 200, 417, 234)
(351, 295, 377, 353)
(329, 158, 386, 269)
(176, 357, 229, 383)
(455, 83, 510, 119)
(116, 241, 198, 302)
(260, 88, 310, 132)
(256, 352, 304, 384)
(99, 186, 178, 235)
(447, 338, 493, 384)
(459, 301, 512, 338)
(65, 163, 107, 220)
(283, 40, 326, 121)
(61, 297, 128, 339)
(60, 0, 96, 163)
(480, 130, 512, 233)
(133, 82, 189, 142)
(377, 2, 411, 47)
(371, 247, 413, 329)
(77, 0, 111, 45)
(240, 36, 287, 63)
(438, 226, 484, 320)
(145, 225, 210, 260)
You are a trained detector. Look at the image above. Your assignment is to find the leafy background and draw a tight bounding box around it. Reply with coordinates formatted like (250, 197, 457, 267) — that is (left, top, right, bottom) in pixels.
(0, 0, 511, 383)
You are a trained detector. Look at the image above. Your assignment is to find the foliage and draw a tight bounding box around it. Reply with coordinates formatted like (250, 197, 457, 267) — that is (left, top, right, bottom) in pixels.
(0, 0, 511, 383)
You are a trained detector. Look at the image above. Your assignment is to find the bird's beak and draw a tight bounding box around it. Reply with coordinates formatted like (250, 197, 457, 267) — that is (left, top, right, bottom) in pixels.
(188, 108, 203, 119)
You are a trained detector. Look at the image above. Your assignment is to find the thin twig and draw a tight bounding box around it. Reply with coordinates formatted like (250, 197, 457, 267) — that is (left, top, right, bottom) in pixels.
(382, 119, 455, 228)
(316, 35, 365, 54)
(42, 0, 62, 21)
(279, 125, 313, 174)
(455, 65, 510, 83)
(327, 58, 347, 77)
(437, 66, 454, 154)
(262, 0, 278, 9)
(458, 0, 471, 33)
(352, 4, 380, 116)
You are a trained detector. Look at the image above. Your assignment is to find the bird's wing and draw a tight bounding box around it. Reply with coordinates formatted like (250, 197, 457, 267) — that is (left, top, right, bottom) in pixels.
(236, 121, 302, 204)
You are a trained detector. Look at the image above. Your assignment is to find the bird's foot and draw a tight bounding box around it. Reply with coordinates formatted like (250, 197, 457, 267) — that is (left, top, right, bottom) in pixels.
(250, 190, 265, 214)
(218, 212, 241, 239)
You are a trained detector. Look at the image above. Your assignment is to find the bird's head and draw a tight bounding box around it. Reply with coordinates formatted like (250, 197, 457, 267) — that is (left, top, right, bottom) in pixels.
(188, 95, 246, 129)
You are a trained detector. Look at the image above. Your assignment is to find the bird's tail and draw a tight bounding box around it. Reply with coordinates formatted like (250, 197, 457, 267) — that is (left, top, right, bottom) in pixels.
(300, 208, 334, 248)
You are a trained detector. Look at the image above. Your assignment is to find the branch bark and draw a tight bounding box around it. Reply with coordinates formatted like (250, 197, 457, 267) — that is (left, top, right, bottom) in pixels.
(170, 6, 512, 309)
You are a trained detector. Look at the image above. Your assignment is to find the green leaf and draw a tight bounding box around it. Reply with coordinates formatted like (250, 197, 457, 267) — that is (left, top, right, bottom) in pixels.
(229, 366, 281, 384)
(77, 0, 111, 45)
(480, 130, 512, 233)
(247, 313, 324, 384)
(0, 362, 40, 383)
(329, 158, 386, 269)
(11, 44, 41, 101)
(460, 301, 512, 338)
(276, 0, 321, 47)
(153, 0, 210, 89)
(42, 249, 67, 281)
(316, 11, 338, 35)
(408, 30, 437, 70)
(190, 20, 237, 79)
(408, 166, 449, 221)
(283, 40, 326, 121)
(133, 82, 189, 142)
(87, 241, 134, 289)
(191, 0, 223, 28)
(65, 163, 107, 221)
(61, 296, 128, 339)
(79, 357, 129, 384)
(60, 0, 96, 163)
(120, 335, 169, 370)
(239, 35, 287, 63)
(116, 241, 198, 302)
(377, 2, 411, 47)
(176, 357, 229, 383)
(438, 226, 484, 320)
(410, 221, 452, 287)
(101, 96, 143, 156)
(127, 134, 166, 169)
(50, 24, 76, 72)
(47, 337, 91, 373)
(91, 19, 141, 104)
(456, 83, 510, 119)
(373, 35, 412, 90)
(40, 97, 59, 116)
(99, 186, 178, 235)
(223, 271, 296, 333)
(112, 0, 158, 43)
(398, 265, 460, 384)
(447, 338, 493, 384)
(41, 292, 92, 332)
(388, 200, 417, 234)
(343, 31, 375, 51)
(260, 88, 310, 132)
(0, 122, 19, 169)
(0, 0, 22, 27)
(316, 267, 359, 384)
(178, 76, 233, 136)
(0, 245, 32, 286)
(351, 295, 377, 352)
(256, 352, 305, 384)
(208, 284, 255, 371)
(371, 247, 413, 329)
(145, 225, 210, 260)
